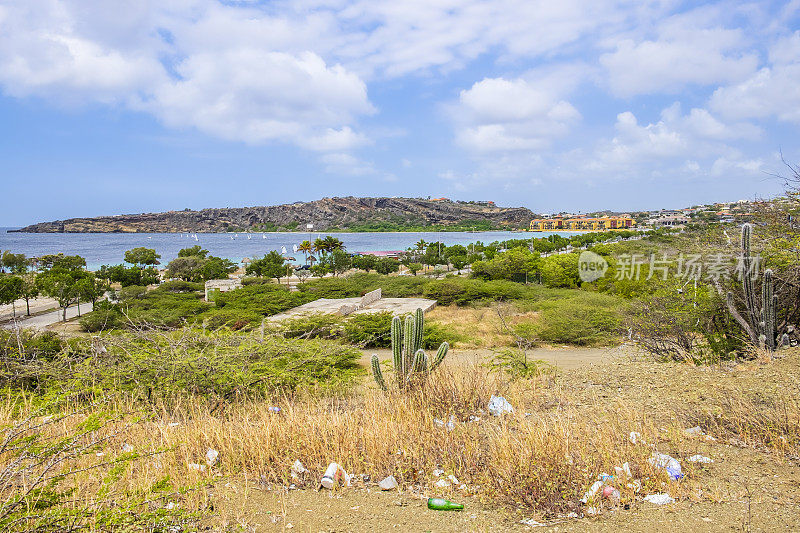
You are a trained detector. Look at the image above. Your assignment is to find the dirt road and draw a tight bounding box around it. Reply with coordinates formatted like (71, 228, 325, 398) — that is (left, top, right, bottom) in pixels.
(1, 302, 93, 331)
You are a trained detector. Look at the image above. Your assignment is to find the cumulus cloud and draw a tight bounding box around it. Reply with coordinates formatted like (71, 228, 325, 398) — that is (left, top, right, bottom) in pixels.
(599, 8, 758, 97)
(709, 31, 800, 124)
(585, 103, 763, 178)
(454, 77, 580, 153)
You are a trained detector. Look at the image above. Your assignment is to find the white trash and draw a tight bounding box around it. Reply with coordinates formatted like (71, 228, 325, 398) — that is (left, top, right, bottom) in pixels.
(435, 478, 451, 488)
(447, 474, 459, 485)
(686, 455, 713, 464)
(205, 448, 219, 467)
(121, 443, 134, 453)
(433, 469, 444, 477)
(622, 462, 632, 478)
(648, 452, 683, 480)
(378, 475, 399, 491)
(187, 463, 206, 472)
(291, 460, 307, 480)
(629, 431, 641, 444)
(643, 493, 675, 505)
(320, 462, 344, 489)
(683, 426, 703, 436)
(446, 415, 457, 432)
(580, 481, 603, 504)
(488, 395, 514, 417)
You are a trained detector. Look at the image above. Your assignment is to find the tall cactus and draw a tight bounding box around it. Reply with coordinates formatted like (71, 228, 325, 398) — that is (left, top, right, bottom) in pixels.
(372, 308, 449, 392)
(725, 224, 778, 352)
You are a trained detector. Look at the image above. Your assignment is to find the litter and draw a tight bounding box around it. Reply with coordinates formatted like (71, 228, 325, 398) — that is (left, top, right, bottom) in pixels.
(187, 463, 206, 472)
(622, 462, 632, 478)
(643, 493, 675, 505)
(433, 469, 444, 477)
(268, 406, 281, 414)
(435, 479, 451, 488)
(599, 473, 614, 483)
(378, 475, 399, 491)
(686, 455, 713, 464)
(167, 422, 180, 428)
(580, 481, 603, 503)
(602, 486, 621, 504)
(205, 448, 219, 467)
(649, 452, 683, 480)
(629, 431, 641, 444)
(468, 415, 481, 422)
(683, 426, 703, 436)
(447, 474, 459, 485)
(320, 462, 345, 489)
(433, 418, 445, 427)
(488, 395, 514, 417)
(121, 443, 134, 453)
(291, 460, 307, 479)
(446, 415, 457, 432)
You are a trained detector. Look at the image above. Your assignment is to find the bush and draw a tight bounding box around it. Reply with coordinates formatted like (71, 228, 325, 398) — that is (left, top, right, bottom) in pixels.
(343, 312, 394, 347)
(280, 313, 343, 340)
(80, 301, 124, 332)
(156, 280, 204, 293)
(212, 283, 315, 317)
(515, 293, 625, 346)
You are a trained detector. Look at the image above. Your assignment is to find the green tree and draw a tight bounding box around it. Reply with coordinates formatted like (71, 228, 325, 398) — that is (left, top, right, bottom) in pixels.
(330, 249, 352, 276)
(177, 245, 209, 259)
(74, 272, 107, 316)
(450, 255, 468, 273)
(375, 257, 400, 275)
(37, 271, 83, 321)
(246, 251, 286, 282)
(123, 247, 161, 267)
(1, 252, 28, 274)
(298, 240, 313, 264)
(19, 272, 39, 316)
(540, 253, 581, 288)
(407, 262, 423, 276)
(352, 254, 377, 272)
(0, 276, 24, 316)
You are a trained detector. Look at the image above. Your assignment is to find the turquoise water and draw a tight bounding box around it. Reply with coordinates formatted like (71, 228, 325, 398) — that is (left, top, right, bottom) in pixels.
(0, 228, 578, 270)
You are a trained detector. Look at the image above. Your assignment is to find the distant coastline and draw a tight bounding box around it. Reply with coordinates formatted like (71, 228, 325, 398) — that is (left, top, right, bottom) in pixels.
(10, 196, 535, 234)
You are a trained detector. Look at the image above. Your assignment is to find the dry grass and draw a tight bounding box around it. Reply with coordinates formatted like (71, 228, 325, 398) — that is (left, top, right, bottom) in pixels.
(5, 348, 800, 528)
(427, 305, 539, 348)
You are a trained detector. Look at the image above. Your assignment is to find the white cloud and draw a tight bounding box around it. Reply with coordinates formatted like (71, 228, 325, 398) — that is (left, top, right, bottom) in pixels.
(709, 32, 800, 124)
(584, 103, 763, 179)
(599, 7, 758, 97)
(454, 77, 580, 153)
(321, 152, 375, 176)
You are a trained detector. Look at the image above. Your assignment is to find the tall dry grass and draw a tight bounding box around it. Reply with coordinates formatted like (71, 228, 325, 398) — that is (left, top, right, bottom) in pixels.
(0, 364, 691, 521)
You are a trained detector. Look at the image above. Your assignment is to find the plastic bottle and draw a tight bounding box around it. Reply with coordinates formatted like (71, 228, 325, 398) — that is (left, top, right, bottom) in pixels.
(427, 497, 464, 511)
(320, 462, 342, 489)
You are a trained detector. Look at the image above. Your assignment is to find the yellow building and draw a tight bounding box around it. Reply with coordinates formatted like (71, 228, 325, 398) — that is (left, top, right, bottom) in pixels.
(529, 216, 635, 232)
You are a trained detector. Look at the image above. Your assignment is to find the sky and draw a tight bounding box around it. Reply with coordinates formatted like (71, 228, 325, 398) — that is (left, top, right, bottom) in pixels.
(1, 0, 799, 226)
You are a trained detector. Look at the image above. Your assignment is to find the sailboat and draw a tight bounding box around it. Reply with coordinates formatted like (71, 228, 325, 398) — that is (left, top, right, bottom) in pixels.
(262, 234, 267, 239)
(247, 234, 251, 240)
(193, 234, 198, 241)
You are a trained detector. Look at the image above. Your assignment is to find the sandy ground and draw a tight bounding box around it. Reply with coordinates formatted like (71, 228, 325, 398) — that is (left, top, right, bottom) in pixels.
(0, 296, 60, 322)
(0, 302, 92, 331)
(208, 346, 800, 532)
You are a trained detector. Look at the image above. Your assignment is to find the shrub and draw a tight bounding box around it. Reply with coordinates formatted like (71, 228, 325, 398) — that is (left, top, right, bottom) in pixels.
(540, 253, 580, 288)
(80, 301, 124, 332)
(280, 313, 343, 340)
(343, 312, 394, 347)
(516, 293, 625, 346)
(212, 283, 315, 317)
(156, 280, 204, 293)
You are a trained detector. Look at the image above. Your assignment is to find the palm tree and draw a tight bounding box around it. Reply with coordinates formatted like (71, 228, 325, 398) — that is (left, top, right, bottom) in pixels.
(323, 235, 345, 252)
(415, 239, 427, 260)
(313, 237, 327, 257)
(298, 240, 312, 265)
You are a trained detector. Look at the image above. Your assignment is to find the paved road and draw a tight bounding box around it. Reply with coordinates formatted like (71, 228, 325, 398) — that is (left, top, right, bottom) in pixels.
(1, 302, 93, 331)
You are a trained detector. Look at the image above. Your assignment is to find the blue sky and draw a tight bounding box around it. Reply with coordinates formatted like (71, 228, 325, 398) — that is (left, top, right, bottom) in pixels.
(1, 0, 799, 226)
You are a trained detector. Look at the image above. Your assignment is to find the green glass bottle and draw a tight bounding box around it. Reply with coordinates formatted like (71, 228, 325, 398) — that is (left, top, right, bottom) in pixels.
(427, 497, 464, 511)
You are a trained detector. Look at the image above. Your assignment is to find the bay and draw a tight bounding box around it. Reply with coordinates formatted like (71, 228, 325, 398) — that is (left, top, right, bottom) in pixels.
(0, 228, 578, 270)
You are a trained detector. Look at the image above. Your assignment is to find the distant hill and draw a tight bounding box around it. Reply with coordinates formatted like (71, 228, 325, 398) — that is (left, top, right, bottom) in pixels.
(11, 197, 536, 233)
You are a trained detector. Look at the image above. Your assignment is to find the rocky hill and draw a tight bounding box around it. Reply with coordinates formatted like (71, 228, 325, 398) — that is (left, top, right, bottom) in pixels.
(11, 197, 536, 233)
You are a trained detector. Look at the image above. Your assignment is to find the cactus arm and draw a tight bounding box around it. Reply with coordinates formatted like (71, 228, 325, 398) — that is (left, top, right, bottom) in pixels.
(371, 355, 387, 392)
(391, 316, 402, 387)
(763, 269, 775, 352)
(413, 308, 424, 352)
(741, 224, 760, 341)
(429, 342, 449, 372)
(403, 315, 414, 377)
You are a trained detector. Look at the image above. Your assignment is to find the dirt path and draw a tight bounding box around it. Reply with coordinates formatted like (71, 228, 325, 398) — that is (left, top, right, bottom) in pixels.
(1, 302, 92, 331)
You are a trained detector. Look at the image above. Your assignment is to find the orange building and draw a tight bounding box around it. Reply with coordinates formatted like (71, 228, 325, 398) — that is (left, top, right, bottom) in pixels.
(529, 216, 635, 232)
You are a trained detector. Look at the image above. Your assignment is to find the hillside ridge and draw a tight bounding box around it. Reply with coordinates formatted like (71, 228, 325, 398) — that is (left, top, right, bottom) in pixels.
(11, 197, 536, 233)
